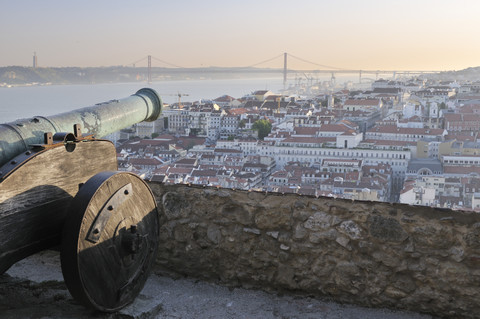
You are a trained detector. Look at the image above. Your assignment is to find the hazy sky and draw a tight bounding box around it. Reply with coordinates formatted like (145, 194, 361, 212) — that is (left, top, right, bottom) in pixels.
(2, 0, 480, 71)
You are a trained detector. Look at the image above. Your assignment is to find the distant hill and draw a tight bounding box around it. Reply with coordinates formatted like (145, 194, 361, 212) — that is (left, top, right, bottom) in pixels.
(430, 66, 480, 81)
(3, 65, 479, 86)
(0, 66, 283, 85)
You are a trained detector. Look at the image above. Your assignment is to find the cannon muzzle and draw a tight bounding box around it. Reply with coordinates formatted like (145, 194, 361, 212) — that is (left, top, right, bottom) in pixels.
(0, 88, 162, 167)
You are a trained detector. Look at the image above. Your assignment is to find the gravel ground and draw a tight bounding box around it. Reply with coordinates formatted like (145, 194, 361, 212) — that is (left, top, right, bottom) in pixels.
(0, 251, 436, 319)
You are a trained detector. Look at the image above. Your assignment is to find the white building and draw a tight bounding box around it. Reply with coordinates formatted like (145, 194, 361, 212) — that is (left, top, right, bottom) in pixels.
(166, 109, 190, 135)
(403, 101, 423, 118)
(442, 155, 480, 166)
(256, 140, 410, 178)
(343, 99, 383, 112)
(399, 181, 436, 206)
(206, 110, 224, 140)
(335, 131, 363, 149)
(216, 138, 258, 155)
(365, 125, 446, 142)
(220, 115, 240, 136)
(472, 193, 480, 210)
(135, 118, 164, 138)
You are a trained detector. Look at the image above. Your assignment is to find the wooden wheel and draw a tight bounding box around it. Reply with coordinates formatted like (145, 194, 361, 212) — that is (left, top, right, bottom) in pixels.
(60, 171, 159, 312)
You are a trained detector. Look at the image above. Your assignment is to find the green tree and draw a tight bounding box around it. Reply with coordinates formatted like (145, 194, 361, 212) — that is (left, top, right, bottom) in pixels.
(252, 119, 272, 140)
(239, 119, 246, 128)
(151, 132, 159, 138)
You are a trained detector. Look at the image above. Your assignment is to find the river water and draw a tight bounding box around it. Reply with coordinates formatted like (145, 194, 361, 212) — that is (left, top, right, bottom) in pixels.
(0, 75, 360, 123)
(0, 78, 285, 123)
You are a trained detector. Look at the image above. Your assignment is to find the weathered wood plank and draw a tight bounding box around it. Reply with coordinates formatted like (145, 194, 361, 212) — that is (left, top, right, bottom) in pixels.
(0, 140, 117, 273)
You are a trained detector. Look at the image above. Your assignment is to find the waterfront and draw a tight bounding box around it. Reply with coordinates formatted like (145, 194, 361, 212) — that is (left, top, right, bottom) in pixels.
(0, 75, 363, 123)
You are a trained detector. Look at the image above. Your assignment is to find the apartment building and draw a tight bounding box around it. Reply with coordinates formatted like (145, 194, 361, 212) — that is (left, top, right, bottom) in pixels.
(343, 99, 383, 112)
(365, 125, 446, 142)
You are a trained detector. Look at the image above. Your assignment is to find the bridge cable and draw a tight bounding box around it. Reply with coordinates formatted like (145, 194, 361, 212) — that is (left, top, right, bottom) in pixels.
(151, 56, 185, 68)
(243, 53, 285, 68)
(287, 53, 347, 70)
(128, 56, 148, 66)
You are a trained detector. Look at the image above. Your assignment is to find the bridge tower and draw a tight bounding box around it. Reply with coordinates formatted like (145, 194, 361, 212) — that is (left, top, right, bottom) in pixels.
(148, 55, 152, 84)
(283, 52, 287, 89)
(33, 52, 38, 69)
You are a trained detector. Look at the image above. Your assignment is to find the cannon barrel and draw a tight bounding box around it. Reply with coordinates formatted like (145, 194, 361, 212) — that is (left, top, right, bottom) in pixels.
(0, 88, 162, 167)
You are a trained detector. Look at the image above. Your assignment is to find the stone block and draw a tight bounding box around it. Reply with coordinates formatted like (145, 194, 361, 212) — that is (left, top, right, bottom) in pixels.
(243, 227, 261, 235)
(294, 224, 308, 239)
(368, 215, 408, 242)
(337, 220, 363, 240)
(207, 224, 222, 244)
(304, 212, 341, 231)
(222, 203, 253, 225)
(309, 229, 337, 244)
(255, 208, 292, 230)
(335, 236, 351, 250)
(162, 191, 191, 220)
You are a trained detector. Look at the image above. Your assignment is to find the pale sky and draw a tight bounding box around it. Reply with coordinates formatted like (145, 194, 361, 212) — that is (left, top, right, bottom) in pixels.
(1, 0, 480, 71)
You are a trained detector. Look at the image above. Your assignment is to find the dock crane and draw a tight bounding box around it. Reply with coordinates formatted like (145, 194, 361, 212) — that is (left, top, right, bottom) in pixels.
(165, 93, 189, 109)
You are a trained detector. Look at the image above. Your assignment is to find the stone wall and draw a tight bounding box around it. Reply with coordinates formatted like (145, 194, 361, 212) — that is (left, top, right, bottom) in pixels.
(148, 182, 480, 318)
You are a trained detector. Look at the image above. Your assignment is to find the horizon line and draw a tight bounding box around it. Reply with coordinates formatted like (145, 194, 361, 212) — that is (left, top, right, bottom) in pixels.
(0, 64, 461, 73)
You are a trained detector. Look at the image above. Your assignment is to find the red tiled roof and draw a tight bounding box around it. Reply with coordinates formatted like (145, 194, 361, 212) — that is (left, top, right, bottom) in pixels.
(271, 170, 289, 178)
(443, 166, 480, 175)
(229, 108, 248, 115)
(446, 113, 480, 122)
(191, 169, 218, 177)
(444, 114, 463, 121)
(362, 139, 416, 146)
(175, 158, 197, 165)
(167, 167, 193, 175)
(281, 136, 336, 144)
(319, 124, 351, 132)
(214, 148, 243, 153)
(214, 95, 235, 102)
(344, 99, 381, 106)
(367, 125, 444, 135)
(293, 127, 321, 135)
(253, 90, 270, 95)
(128, 158, 162, 165)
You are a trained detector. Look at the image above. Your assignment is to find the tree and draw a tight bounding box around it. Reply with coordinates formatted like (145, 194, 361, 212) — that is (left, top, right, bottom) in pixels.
(239, 119, 246, 128)
(252, 119, 272, 140)
(151, 132, 159, 138)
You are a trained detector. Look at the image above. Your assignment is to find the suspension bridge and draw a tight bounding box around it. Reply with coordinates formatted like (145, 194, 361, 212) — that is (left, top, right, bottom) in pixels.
(128, 53, 441, 85)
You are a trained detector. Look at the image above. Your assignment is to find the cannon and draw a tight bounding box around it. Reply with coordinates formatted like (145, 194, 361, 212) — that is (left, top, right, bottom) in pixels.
(0, 88, 163, 312)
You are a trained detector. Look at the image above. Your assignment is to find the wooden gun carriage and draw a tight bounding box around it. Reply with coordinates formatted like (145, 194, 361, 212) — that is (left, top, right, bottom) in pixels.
(0, 88, 162, 312)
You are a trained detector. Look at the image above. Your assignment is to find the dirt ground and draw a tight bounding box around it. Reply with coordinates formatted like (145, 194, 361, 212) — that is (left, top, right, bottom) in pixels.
(0, 251, 435, 319)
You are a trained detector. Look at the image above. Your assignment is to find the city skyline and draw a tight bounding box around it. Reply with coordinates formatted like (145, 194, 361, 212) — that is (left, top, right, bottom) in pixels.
(1, 0, 480, 71)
